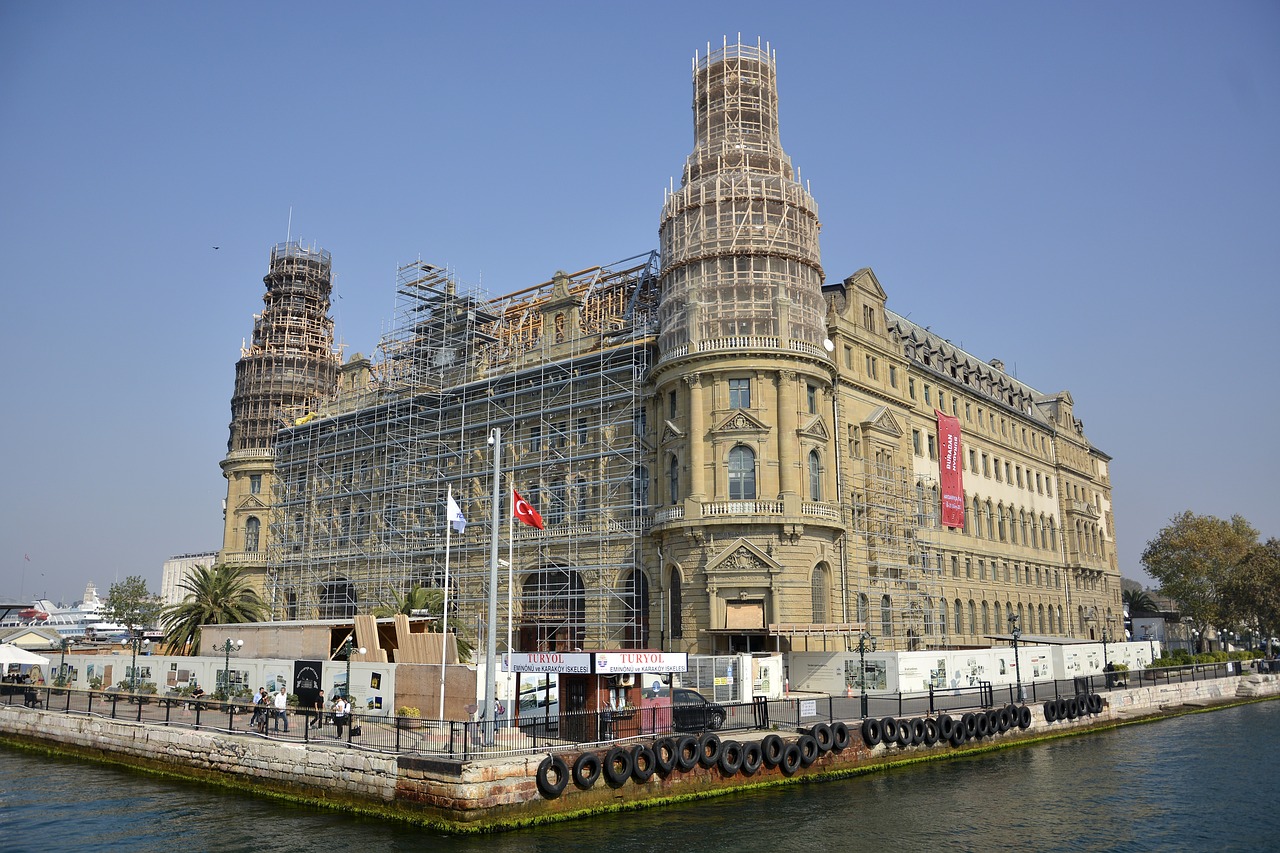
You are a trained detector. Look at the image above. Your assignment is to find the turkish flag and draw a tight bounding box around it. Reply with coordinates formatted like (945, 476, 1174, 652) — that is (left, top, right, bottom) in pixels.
(512, 489, 544, 529)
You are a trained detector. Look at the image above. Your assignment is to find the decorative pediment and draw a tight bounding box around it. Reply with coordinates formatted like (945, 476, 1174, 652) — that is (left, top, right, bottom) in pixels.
(798, 416, 829, 442)
(845, 267, 888, 302)
(712, 409, 770, 434)
(862, 406, 904, 438)
(706, 538, 782, 579)
(661, 419, 686, 442)
(237, 494, 269, 511)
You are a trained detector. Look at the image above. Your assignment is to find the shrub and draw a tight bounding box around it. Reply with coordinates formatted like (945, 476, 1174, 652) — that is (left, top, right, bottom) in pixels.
(397, 706, 421, 718)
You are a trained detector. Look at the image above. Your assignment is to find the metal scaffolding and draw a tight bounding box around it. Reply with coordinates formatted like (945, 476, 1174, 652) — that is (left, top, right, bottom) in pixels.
(268, 252, 661, 657)
(852, 461, 944, 652)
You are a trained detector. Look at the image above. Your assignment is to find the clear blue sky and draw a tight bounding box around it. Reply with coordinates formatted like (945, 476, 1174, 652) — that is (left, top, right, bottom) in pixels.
(2, 1, 1277, 604)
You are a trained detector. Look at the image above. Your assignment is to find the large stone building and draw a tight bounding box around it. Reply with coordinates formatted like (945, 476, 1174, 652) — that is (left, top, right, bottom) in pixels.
(220, 38, 1121, 658)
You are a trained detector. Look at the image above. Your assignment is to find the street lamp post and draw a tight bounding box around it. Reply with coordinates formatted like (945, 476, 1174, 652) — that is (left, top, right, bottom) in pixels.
(856, 631, 876, 719)
(1009, 613, 1025, 702)
(121, 635, 150, 692)
(212, 638, 244, 699)
(1142, 626, 1155, 665)
(340, 637, 366, 743)
(57, 637, 71, 683)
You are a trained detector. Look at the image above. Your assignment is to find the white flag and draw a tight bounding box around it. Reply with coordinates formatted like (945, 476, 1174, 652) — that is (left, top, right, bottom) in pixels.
(446, 490, 466, 534)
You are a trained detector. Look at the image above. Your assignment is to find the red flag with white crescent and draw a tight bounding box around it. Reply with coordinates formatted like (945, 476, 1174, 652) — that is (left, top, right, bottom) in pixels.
(512, 489, 544, 530)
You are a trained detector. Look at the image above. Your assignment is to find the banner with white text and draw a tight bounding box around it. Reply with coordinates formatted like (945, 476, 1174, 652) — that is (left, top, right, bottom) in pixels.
(936, 409, 965, 528)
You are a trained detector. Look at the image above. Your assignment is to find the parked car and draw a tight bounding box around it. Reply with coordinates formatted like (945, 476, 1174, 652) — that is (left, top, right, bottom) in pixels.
(671, 687, 726, 731)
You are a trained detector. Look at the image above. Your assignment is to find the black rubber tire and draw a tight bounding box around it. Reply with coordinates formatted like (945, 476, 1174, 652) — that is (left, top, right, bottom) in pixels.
(862, 717, 882, 747)
(1090, 693, 1103, 714)
(631, 744, 657, 783)
(949, 725, 967, 748)
(911, 718, 927, 746)
(1018, 705, 1032, 729)
(697, 732, 723, 769)
(810, 722, 834, 753)
(987, 709, 1001, 735)
(922, 718, 939, 746)
(997, 708, 1012, 733)
(780, 742, 802, 775)
(1055, 697, 1068, 720)
(962, 712, 978, 737)
(797, 733, 819, 766)
(675, 735, 700, 772)
(761, 733, 785, 767)
(831, 720, 851, 752)
(718, 740, 744, 775)
(603, 746, 633, 787)
(741, 741, 764, 774)
(1066, 697, 1078, 719)
(572, 751, 602, 788)
(536, 755, 569, 798)
(880, 717, 898, 744)
(937, 714, 955, 739)
(895, 721, 911, 748)
(1044, 700, 1058, 723)
(1078, 693, 1091, 716)
(975, 712, 990, 738)
(1006, 703, 1020, 721)
(653, 737, 677, 776)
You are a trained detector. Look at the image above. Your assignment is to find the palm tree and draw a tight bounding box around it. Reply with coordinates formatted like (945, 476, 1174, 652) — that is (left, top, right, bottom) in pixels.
(160, 564, 268, 654)
(373, 585, 474, 662)
(1123, 588, 1159, 615)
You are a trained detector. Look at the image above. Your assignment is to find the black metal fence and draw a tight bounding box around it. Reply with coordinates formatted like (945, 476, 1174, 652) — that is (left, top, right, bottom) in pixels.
(0, 661, 1239, 761)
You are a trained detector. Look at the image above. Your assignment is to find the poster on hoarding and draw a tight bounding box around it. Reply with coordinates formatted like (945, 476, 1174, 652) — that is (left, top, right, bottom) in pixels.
(935, 410, 965, 528)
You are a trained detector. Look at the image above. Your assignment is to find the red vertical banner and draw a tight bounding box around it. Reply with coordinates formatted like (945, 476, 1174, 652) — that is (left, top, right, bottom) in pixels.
(935, 410, 965, 528)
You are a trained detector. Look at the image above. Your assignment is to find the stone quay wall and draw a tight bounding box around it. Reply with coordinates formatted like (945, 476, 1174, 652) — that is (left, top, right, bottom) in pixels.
(3, 672, 1278, 831)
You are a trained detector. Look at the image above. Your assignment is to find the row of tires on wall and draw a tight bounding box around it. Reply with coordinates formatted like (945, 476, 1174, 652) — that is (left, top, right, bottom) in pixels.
(1044, 692, 1104, 722)
(536, 721, 853, 798)
(861, 704, 1033, 750)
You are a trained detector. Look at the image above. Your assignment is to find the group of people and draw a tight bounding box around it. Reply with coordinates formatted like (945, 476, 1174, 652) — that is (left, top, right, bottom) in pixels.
(247, 686, 353, 738)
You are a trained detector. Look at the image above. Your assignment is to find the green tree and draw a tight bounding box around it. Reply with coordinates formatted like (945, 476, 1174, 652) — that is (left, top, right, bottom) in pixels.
(103, 575, 162, 639)
(1219, 538, 1280, 655)
(159, 563, 267, 655)
(1141, 511, 1258, 652)
(373, 585, 474, 662)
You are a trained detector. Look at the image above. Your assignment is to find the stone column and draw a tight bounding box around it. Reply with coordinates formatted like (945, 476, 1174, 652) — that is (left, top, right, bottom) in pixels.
(686, 373, 706, 502)
(777, 370, 798, 499)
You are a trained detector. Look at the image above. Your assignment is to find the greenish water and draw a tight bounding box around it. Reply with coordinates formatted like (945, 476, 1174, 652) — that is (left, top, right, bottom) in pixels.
(2, 702, 1277, 852)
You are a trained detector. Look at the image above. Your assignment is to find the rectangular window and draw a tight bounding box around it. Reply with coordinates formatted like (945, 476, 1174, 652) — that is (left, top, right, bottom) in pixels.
(924, 384, 932, 406)
(844, 346, 853, 369)
(965, 559, 973, 579)
(1005, 461, 1012, 482)
(530, 425, 542, 452)
(982, 454, 990, 477)
(927, 434, 937, 460)
(577, 417, 589, 445)
(249, 474, 261, 495)
(668, 390, 677, 419)
(994, 457, 1002, 482)
(807, 384, 818, 415)
(909, 378, 916, 400)
(889, 366, 898, 388)
(979, 560, 986, 581)
(1016, 466, 1023, 488)
(912, 429, 922, 456)
(1036, 472, 1043, 494)
(865, 355, 878, 379)
(1001, 418, 1008, 436)
(951, 556, 959, 578)
(965, 402, 972, 421)
(969, 449, 977, 473)
(729, 378, 751, 409)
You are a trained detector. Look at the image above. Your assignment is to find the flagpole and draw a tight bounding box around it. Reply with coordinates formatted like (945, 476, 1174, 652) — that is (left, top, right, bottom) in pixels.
(484, 428, 502, 743)
(439, 486, 453, 722)
(506, 481, 515, 704)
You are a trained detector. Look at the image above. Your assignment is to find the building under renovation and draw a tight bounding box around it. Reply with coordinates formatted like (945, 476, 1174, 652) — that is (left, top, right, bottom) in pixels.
(220, 37, 1122, 661)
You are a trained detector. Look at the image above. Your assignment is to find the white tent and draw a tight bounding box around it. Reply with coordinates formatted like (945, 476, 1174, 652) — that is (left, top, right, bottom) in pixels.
(0, 643, 51, 667)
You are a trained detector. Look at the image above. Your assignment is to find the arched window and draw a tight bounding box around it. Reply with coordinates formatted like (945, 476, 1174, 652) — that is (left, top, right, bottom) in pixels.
(954, 598, 964, 634)
(982, 601, 991, 633)
(880, 595, 893, 637)
(669, 568, 683, 639)
(573, 477, 588, 523)
(939, 600, 948, 637)
(728, 445, 756, 500)
(968, 600, 977, 635)
(972, 496, 983, 538)
(520, 565, 586, 651)
(811, 565, 829, 623)
(808, 450, 822, 501)
(997, 505, 1007, 542)
(1038, 604, 1046, 634)
(856, 593, 869, 624)
(244, 516, 261, 552)
(986, 501, 995, 538)
(668, 455, 680, 504)
(624, 570, 650, 648)
(1018, 602, 1026, 627)
(319, 577, 357, 620)
(924, 598, 935, 636)
(994, 600, 1003, 627)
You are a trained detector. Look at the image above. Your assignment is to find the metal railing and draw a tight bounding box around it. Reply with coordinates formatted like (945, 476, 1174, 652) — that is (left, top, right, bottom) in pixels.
(0, 661, 1241, 761)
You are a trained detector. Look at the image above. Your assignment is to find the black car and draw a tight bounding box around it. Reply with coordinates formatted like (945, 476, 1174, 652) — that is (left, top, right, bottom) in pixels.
(671, 687, 726, 731)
